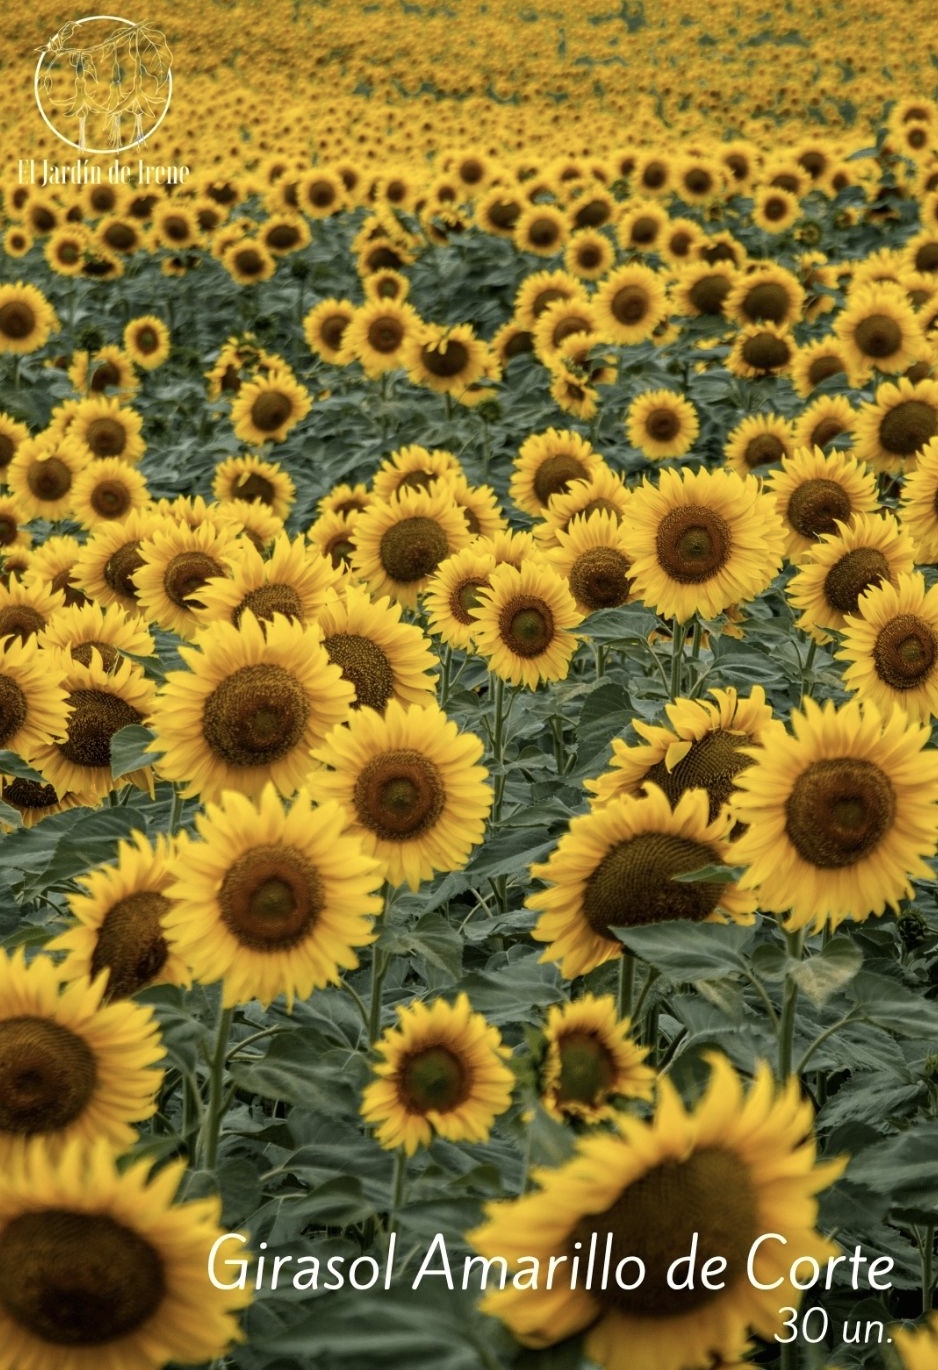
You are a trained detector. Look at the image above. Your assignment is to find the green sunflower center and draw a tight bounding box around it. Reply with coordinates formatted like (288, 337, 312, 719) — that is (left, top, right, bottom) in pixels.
(853, 314, 902, 359)
(0, 1017, 98, 1134)
(581, 832, 727, 940)
(219, 844, 324, 950)
(555, 1030, 616, 1107)
(873, 613, 938, 689)
(83, 417, 127, 458)
(379, 516, 449, 584)
(453, 578, 488, 623)
(823, 547, 891, 614)
(571, 1148, 758, 1316)
(202, 663, 310, 767)
(27, 457, 71, 502)
(498, 596, 556, 657)
(91, 478, 133, 519)
(323, 631, 396, 712)
(399, 1045, 469, 1114)
(644, 729, 754, 823)
(90, 890, 172, 1000)
(787, 478, 853, 539)
(353, 748, 445, 840)
(163, 551, 225, 610)
(878, 400, 938, 456)
(59, 689, 143, 769)
(532, 453, 590, 507)
(655, 505, 731, 584)
(0, 674, 28, 747)
(0, 1210, 165, 1344)
(234, 583, 304, 627)
(104, 539, 145, 599)
(569, 547, 631, 611)
(250, 391, 294, 434)
(785, 757, 896, 868)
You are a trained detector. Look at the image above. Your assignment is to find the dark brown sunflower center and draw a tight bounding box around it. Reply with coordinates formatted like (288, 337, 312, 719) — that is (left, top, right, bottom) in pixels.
(84, 418, 127, 457)
(91, 478, 133, 518)
(379, 516, 449, 583)
(135, 327, 159, 353)
(689, 274, 731, 315)
(27, 457, 71, 501)
(90, 890, 172, 1000)
(555, 1030, 616, 1106)
(328, 536, 355, 568)
(323, 632, 395, 712)
(399, 1045, 469, 1113)
(0, 303, 36, 340)
(741, 332, 791, 370)
(576, 244, 603, 269)
(230, 473, 275, 508)
(655, 505, 731, 584)
(531, 288, 568, 318)
(368, 317, 405, 354)
(498, 596, 555, 656)
(104, 539, 145, 599)
(807, 354, 846, 386)
(250, 391, 294, 433)
(0, 514, 16, 543)
(0, 1210, 165, 1345)
(743, 434, 785, 469)
(581, 832, 726, 939)
(163, 551, 225, 610)
(642, 161, 668, 189)
(741, 281, 791, 323)
(233, 248, 265, 276)
(878, 400, 938, 456)
(202, 663, 310, 768)
(353, 748, 445, 840)
(570, 1148, 758, 1316)
(422, 340, 470, 378)
(629, 216, 659, 245)
(218, 844, 324, 950)
(0, 1017, 97, 1134)
(823, 547, 891, 614)
(854, 315, 902, 359)
(532, 454, 590, 506)
(645, 729, 754, 823)
(569, 547, 631, 611)
(787, 478, 853, 538)
(2, 777, 60, 812)
(873, 613, 938, 689)
(645, 408, 681, 443)
(319, 314, 351, 350)
(0, 605, 45, 643)
(527, 216, 562, 248)
(785, 757, 895, 868)
(611, 285, 650, 325)
(810, 417, 847, 448)
(0, 674, 28, 746)
(234, 583, 304, 628)
(59, 688, 142, 769)
(763, 195, 789, 222)
(71, 640, 121, 671)
(572, 498, 622, 527)
(91, 361, 122, 391)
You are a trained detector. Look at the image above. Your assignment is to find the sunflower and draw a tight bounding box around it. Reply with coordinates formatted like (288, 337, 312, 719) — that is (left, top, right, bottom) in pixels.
(723, 413, 795, 478)
(670, 261, 738, 319)
(308, 699, 491, 891)
(164, 785, 382, 1009)
(317, 483, 373, 519)
(350, 486, 471, 609)
(836, 284, 925, 377)
(790, 337, 854, 397)
(853, 376, 938, 472)
(509, 428, 604, 517)
(20, 535, 84, 606)
(0, 577, 65, 646)
(894, 1314, 938, 1370)
(476, 185, 525, 238)
(0, 948, 163, 1160)
(535, 466, 632, 547)
(191, 532, 341, 635)
(44, 225, 88, 277)
(787, 512, 916, 641)
(752, 184, 801, 234)
(0, 774, 81, 828)
(546, 512, 634, 616)
(539, 994, 654, 1123)
(616, 199, 669, 254)
(765, 446, 881, 562)
(70, 455, 149, 528)
(303, 297, 357, 364)
(363, 267, 410, 303)
(39, 600, 153, 673)
(361, 994, 513, 1154)
(585, 686, 781, 825)
(212, 498, 284, 555)
(134, 519, 241, 639)
(898, 434, 938, 560)
(725, 263, 805, 327)
(732, 696, 938, 931)
(513, 269, 586, 330)
(3, 227, 32, 258)
(0, 283, 58, 355)
(72, 508, 163, 613)
(32, 653, 156, 803)
(230, 369, 311, 445)
(69, 395, 146, 465)
(726, 322, 795, 379)
(403, 322, 490, 395)
(627, 466, 785, 623)
(424, 544, 499, 650)
(372, 445, 464, 503)
(0, 412, 29, 485)
(470, 1054, 844, 1370)
(626, 390, 699, 460)
(792, 394, 857, 454)
(316, 584, 437, 712)
(513, 203, 569, 257)
(0, 634, 68, 766)
(341, 299, 422, 378)
(564, 228, 616, 282)
(532, 299, 602, 365)
(470, 559, 581, 689)
(212, 452, 295, 521)
(123, 315, 170, 370)
(0, 1139, 251, 1370)
(307, 508, 360, 572)
(837, 572, 938, 724)
(593, 263, 668, 345)
(444, 475, 506, 540)
(6, 435, 89, 524)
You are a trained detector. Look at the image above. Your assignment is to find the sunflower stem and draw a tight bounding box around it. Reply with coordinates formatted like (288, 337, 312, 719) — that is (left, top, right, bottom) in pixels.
(389, 1148, 407, 1221)
(690, 614, 703, 662)
(669, 619, 687, 699)
(799, 636, 818, 703)
(438, 642, 452, 707)
(444, 391, 454, 423)
(168, 783, 185, 835)
(594, 642, 608, 677)
(198, 1005, 233, 1172)
(778, 928, 806, 1079)
(490, 672, 511, 824)
(921, 1223, 935, 1314)
(617, 951, 636, 1021)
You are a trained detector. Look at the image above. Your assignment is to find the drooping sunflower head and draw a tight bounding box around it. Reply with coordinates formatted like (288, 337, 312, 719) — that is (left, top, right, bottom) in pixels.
(787, 510, 916, 641)
(853, 376, 938, 472)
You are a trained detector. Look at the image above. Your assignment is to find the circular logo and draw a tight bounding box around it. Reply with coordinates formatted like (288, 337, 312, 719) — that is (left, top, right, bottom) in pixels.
(34, 15, 172, 155)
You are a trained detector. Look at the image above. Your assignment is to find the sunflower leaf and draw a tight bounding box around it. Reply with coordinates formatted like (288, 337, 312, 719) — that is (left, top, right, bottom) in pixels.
(611, 920, 754, 980)
(109, 723, 158, 778)
(789, 935, 863, 1006)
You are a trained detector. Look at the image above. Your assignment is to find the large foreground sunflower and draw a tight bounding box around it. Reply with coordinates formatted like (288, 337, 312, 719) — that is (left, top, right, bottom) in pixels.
(0, 1140, 251, 1370)
(469, 1055, 844, 1370)
(732, 696, 938, 931)
(361, 994, 513, 1154)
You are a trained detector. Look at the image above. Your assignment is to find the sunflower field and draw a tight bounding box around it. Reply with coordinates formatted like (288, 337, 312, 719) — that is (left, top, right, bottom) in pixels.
(3, 2, 938, 1368)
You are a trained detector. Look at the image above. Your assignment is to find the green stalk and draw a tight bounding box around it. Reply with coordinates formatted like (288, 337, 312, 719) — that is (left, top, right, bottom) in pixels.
(369, 946, 388, 1044)
(617, 951, 635, 1021)
(670, 619, 687, 700)
(197, 1005, 233, 1171)
(168, 783, 185, 835)
(390, 1148, 407, 1220)
(921, 1223, 934, 1315)
(778, 927, 805, 1079)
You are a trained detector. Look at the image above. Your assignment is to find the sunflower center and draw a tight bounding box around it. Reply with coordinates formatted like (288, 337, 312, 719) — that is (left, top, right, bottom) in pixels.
(785, 757, 895, 868)
(323, 632, 395, 711)
(0, 1017, 98, 1134)
(0, 514, 16, 543)
(91, 361, 122, 391)
(527, 216, 561, 248)
(610, 285, 650, 325)
(0, 302, 36, 340)
(571, 1148, 758, 1316)
(581, 832, 726, 939)
(422, 340, 470, 378)
(497, 596, 555, 656)
(689, 274, 731, 315)
(743, 434, 785, 469)
(91, 478, 133, 518)
(250, 391, 293, 433)
(84, 418, 127, 457)
(135, 327, 159, 353)
(368, 317, 405, 353)
(655, 505, 731, 584)
(399, 1045, 468, 1113)
(555, 1030, 615, 1106)
(202, 663, 310, 768)
(0, 674, 28, 747)
(71, 640, 121, 671)
(104, 539, 145, 599)
(878, 400, 938, 455)
(0, 1210, 165, 1345)
(741, 332, 790, 370)
(569, 547, 631, 610)
(328, 536, 355, 568)
(629, 216, 658, 245)
(823, 548, 891, 614)
(90, 890, 172, 1000)
(532, 454, 590, 506)
(218, 844, 324, 950)
(163, 551, 225, 610)
(787, 478, 853, 538)
(234, 583, 304, 627)
(379, 516, 449, 583)
(645, 408, 681, 442)
(645, 729, 754, 822)
(2, 777, 60, 812)
(59, 688, 143, 768)
(0, 605, 45, 643)
(810, 417, 846, 448)
(854, 315, 902, 359)
(873, 613, 938, 688)
(807, 354, 845, 386)
(450, 578, 487, 624)
(27, 457, 71, 501)
(353, 748, 445, 840)
(741, 282, 790, 323)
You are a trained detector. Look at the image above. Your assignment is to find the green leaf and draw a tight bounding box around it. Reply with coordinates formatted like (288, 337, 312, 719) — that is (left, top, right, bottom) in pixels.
(789, 935, 863, 1006)
(382, 911, 463, 980)
(20, 809, 146, 898)
(670, 863, 743, 884)
(843, 1122, 938, 1212)
(0, 751, 47, 783)
(612, 920, 754, 982)
(110, 724, 157, 779)
(847, 970, 938, 1037)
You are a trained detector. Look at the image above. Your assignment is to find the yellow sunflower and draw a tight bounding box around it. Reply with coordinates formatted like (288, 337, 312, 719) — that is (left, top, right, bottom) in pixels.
(38, 600, 154, 672)
(307, 507, 360, 572)
(509, 428, 604, 517)
(670, 261, 738, 318)
(470, 1054, 844, 1370)
(72, 508, 163, 613)
(123, 315, 171, 370)
(792, 395, 857, 454)
(790, 337, 855, 396)
(853, 376, 938, 472)
(593, 263, 668, 345)
(68, 396, 145, 464)
(308, 699, 491, 891)
(303, 297, 357, 365)
(534, 465, 632, 548)
(371, 444, 464, 504)
(616, 199, 669, 254)
(513, 203, 569, 257)
(164, 785, 382, 1009)
(470, 559, 581, 688)
(0, 577, 65, 646)
(0, 1139, 251, 1370)
(350, 486, 471, 609)
(836, 283, 926, 377)
(0, 282, 58, 355)
(424, 544, 499, 650)
(732, 696, 938, 931)
(317, 483, 372, 519)
(212, 453, 295, 520)
(133, 519, 241, 639)
(513, 269, 586, 330)
(70, 456, 149, 528)
(752, 184, 801, 233)
(341, 299, 422, 378)
(403, 322, 490, 395)
(7, 435, 89, 523)
(723, 413, 796, 479)
(539, 994, 655, 1123)
(361, 994, 513, 1154)
(230, 369, 311, 445)
(898, 434, 938, 560)
(212, 498, 285, 555)
(765, 445, 881, 562)
(316, 584, 438, 712)
(532, 298, 602, 365)
(725, 263, 805, 327)
(726, 322, 795, 379)
(191, 532, 341, 634)
(626, 466, 786, 623)
(17, 535, 81, 605)
(0, 412, 30, 484)
(530, 786, 756, 979)
(564, 228, 616, 282)
(626, 390, 699, 460)
(0, 948, 163, 1161)
(837, 572, 938, 724)
(68, 346, 139, 401)
(787, 512, 916, 641)
(444, 474, 506, 540)
(894, 1314, 938, 1370)
(149, 613, 354, 803)
(546, 511, 634, 616)
(0, 635, 68, 765)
